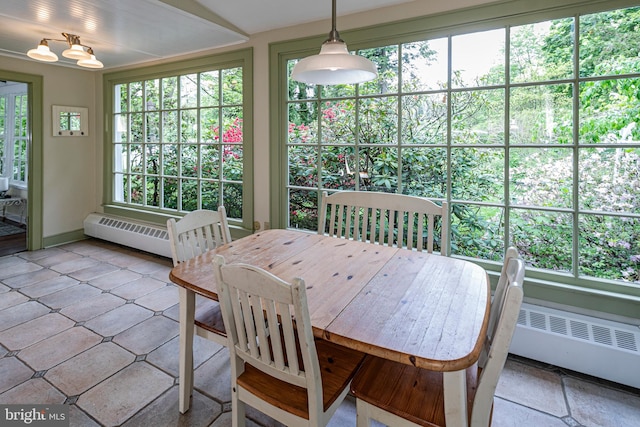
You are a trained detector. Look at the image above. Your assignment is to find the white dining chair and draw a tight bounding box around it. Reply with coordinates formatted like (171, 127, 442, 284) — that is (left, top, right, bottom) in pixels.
(166, 207, 231, 413)
(318, 190, 448, 254)
(213, 254, 366, 427)
(350, 251, 525, 427)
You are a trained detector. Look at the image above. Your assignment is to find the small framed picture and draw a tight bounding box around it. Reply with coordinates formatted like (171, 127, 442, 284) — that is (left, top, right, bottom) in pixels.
(53, 105, 88, 136)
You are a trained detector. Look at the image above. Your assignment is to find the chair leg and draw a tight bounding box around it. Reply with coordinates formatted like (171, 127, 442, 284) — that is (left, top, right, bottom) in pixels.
(232, 389, 246, 427)
(356, 399, 373, 427)
(179, 287, 195, 414)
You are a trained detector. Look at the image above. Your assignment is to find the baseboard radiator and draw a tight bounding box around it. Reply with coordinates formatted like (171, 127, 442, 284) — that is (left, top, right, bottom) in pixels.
(83, 213, 172, 259)
(510, 303, 640, 389)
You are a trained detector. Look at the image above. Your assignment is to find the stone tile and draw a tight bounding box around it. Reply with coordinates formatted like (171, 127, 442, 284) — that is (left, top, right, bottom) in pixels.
(0, 344, 6, 358)
(564, 376, 640, 427)
(109, 276, 167, 300)
(0, 290, 29, 310)
(128, 257, 171, 275)
(18, 275, 79, 299)
(0, 268, 59, 289)
(37, 283, 102, 310)
(134, 284, 180, 311)
(101, 251, 152, 268)
(77, 362, 173, 426)
(63, 240, 111, 256)
(45, 342, 134, 396)
(0, 301, 50, 332)
(84, 303, 154, 337)
(0, 283, 9, 293)
(49, 257, 100, 275)
(60, 292, 125, 322)
(211, 412, 265, 427)
(492, 397, 567, 427)
(18, 326, 102, 371)
(194, 347, 231, 403)
(150, 263, 173, 282)
(122, 386, 221, 427)
(147, 335, 221, 377)
(88, 268, 142, 291)
(69, 405, 101, 427)
(17, 247, 66, 262)
(0, 357, 34, 394)
(68, 261, 120, 281)
(0, 378, 66, 404)
(113, 315, 178, 355)
(0, 261, 43, 280)
(34, 251, 83, 269)
(0, 256, 28, 271)
(0, 313, 75, 350)
(495, 359, 568, 417)
(328, 395, 357, 427)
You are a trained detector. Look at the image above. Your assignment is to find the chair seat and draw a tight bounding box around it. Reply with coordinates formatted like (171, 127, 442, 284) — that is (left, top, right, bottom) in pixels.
(237, 339, 365, 420)
(350, 356, 478, 427)
(194, 297, 226, 337)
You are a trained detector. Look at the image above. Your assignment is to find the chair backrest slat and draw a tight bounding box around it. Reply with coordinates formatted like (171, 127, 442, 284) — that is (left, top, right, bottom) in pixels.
(318, 191, 448, 254)
(214, 256, 321, 391)
(167, 207, 231, 266)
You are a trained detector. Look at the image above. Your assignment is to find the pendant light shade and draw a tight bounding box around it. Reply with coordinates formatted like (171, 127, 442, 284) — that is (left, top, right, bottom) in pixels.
(27, 40, 59, 62)
(77, 48, 104, 69)
(291, 0, 377, 85)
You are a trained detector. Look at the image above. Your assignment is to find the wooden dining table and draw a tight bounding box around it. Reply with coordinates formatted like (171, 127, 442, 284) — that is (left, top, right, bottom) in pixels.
(169, 228, 490, 427)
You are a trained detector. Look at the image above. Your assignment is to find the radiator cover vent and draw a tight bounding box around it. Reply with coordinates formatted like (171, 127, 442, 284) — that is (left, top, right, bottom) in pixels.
(511, 303, 640, 389)
(84, 213, 172, 258)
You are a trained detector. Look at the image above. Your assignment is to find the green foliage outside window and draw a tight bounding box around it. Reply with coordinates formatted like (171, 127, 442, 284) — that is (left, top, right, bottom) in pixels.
(285, 6, 640, 284)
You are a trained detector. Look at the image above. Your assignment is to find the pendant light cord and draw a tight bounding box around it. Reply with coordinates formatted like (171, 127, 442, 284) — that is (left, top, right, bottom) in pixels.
(327, 0, 342, 43)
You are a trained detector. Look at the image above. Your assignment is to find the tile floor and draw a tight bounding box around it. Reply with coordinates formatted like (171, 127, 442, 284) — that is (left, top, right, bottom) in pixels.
(1, 238, 639, 427)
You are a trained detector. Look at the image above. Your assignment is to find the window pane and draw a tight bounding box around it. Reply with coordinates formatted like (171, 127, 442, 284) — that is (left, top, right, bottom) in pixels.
(511, 209, 573, 272)
(452, 89, 505, 144)
(180, 74, 198, 108)
(451, 203, 505, 260)
(401, 93, 447, 144)
(182, 144, 198, 177)
(200, 71, 219, 107)
(579, 79, 640, 144)
(321, 100, 355, 144)
(402, 38, 448, 92)
(289, 188, 319, 230)
(510, 147, 573, 208)
(359, 45, 398, 95)
(580, 7, 640, 77)
(289, 145, 318, 187)
(181, 179, 198, 211)
(222, 67, 243, 105)
(401, 147, 447, 197)
(579, 213, 640, 281)
(452, 29, 505, 88)
(163, 178, 178, 209)
(579, 147, 640, 214)
(201, 180, 219, 210)
(321, 145, 355, 190)
(510, 84, 573, 144)
(359, 146, 398, 192)
(223, 182, 243, 219)
(452, 147, 504, 202)
(145, 79, 159, 111)
(223, 144, 243, 181)
(201, 144, 220, 179)
(162, 77, 178, 110)
(511, 19, 573, 83)
(359, 97, 397, 145)
(289, 102, 318, 144)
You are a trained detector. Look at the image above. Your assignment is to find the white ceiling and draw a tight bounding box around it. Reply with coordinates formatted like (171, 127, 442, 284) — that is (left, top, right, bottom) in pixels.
(0, 0, 414, 70)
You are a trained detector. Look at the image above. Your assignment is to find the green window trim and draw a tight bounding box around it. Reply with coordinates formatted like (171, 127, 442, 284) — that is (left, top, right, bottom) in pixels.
(269, 0, 640, 319)
(104, 48, 254, 237)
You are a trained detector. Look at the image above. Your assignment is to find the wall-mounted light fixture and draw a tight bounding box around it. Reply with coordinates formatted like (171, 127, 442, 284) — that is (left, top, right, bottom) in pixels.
(27, 33, 103, 69)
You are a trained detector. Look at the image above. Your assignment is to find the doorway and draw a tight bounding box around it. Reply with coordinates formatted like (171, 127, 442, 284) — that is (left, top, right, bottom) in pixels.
(0, 81, 28, 255)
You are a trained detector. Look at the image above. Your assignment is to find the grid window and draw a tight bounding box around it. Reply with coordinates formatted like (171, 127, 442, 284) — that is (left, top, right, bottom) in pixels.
(284, 6, 640, 285)
(111, 66, 245, 220)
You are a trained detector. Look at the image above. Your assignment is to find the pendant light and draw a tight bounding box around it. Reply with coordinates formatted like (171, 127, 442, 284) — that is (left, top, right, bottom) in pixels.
(291, 0, 377, 85)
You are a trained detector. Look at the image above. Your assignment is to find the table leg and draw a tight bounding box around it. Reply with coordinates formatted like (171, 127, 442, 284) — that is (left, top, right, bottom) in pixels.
(443, 370, 468, 427)
(179, 287, 196, 414)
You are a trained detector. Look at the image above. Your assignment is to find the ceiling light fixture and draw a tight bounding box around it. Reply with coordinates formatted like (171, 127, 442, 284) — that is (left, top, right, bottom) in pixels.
(27, 33, 103, 69)
(291, 0, 377, 85)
